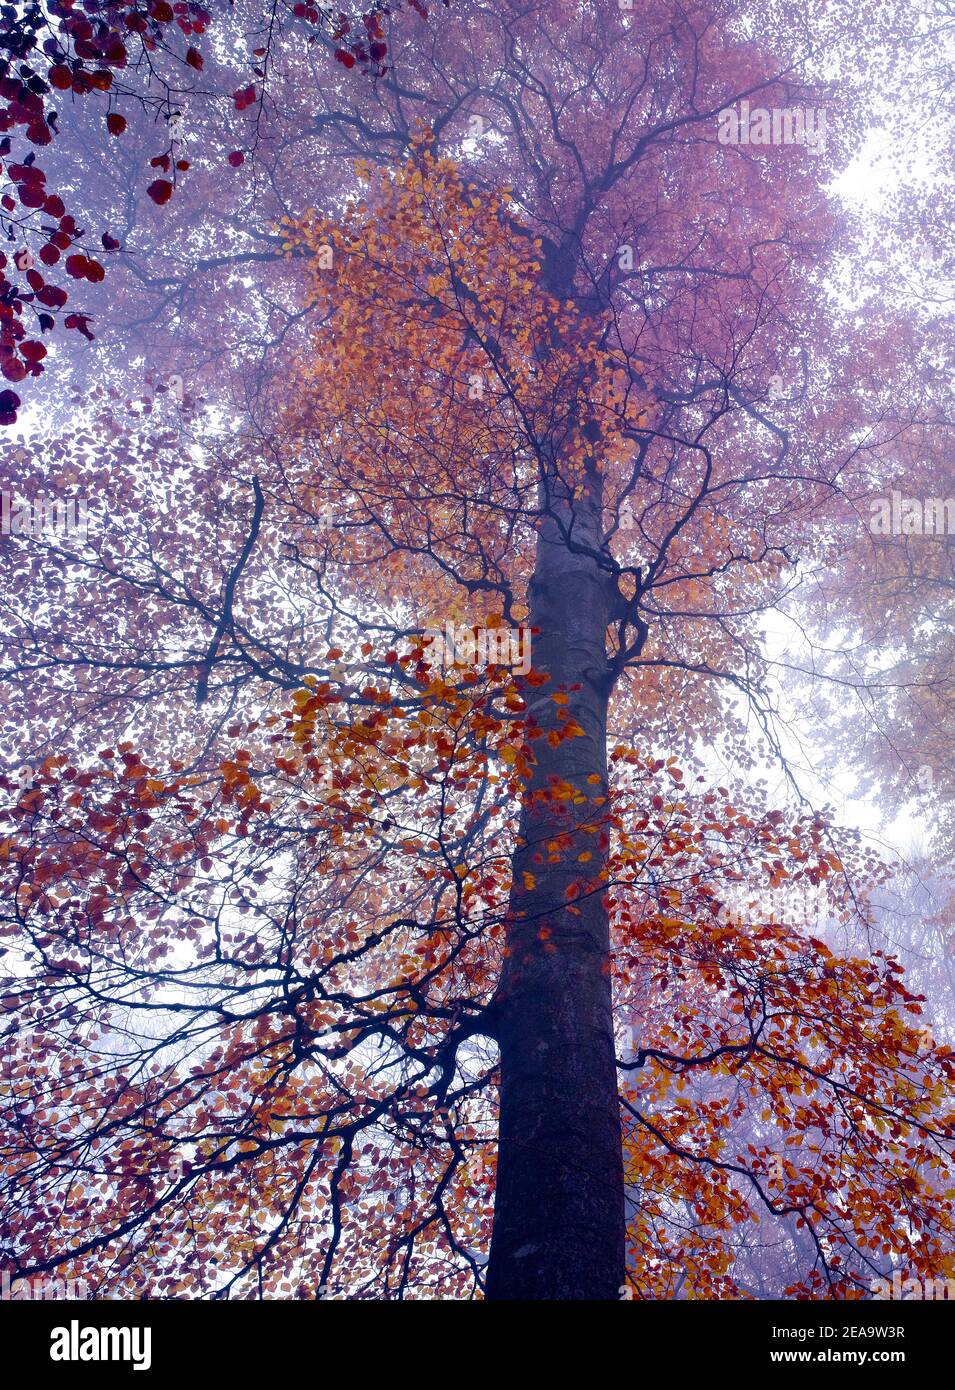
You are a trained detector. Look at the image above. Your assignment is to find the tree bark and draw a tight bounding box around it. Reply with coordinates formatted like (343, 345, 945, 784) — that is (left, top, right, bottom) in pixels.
(485, 459, 625, 1300)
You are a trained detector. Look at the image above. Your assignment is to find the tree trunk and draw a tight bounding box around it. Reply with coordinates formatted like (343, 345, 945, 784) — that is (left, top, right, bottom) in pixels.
(485, 460, 625, 1300)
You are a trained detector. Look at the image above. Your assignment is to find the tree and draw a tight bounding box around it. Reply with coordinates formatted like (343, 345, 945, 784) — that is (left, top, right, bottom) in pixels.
(1, 0, 953, 1301)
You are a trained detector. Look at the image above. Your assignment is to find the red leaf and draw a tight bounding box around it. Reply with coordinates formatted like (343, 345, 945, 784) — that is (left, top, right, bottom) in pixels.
(64, 313, 95, 341)
(186, 47, 203, 70)
(334, 49, 356, 68)
(227, 151, 245, 167)
(147, 179, 173, 205)
(0, 388, 21, 425)
(107, 113, 128, 137)
(37, 284, 68, 308)
(233, 85, 257, 111)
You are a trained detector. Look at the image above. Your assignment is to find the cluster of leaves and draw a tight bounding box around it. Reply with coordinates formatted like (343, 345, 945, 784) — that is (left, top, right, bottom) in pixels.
(282, 138, 650, 614)
(0, 0, 442, 422)
(0, 2, 215, 416)
(0, 648, 526, 1295)
(607, 755, 954, 1297)
(1, 665, 951, 1297)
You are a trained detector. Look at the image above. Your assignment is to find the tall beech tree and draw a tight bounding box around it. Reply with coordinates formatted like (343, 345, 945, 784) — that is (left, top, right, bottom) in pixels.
(1, 0, 953, 1300)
